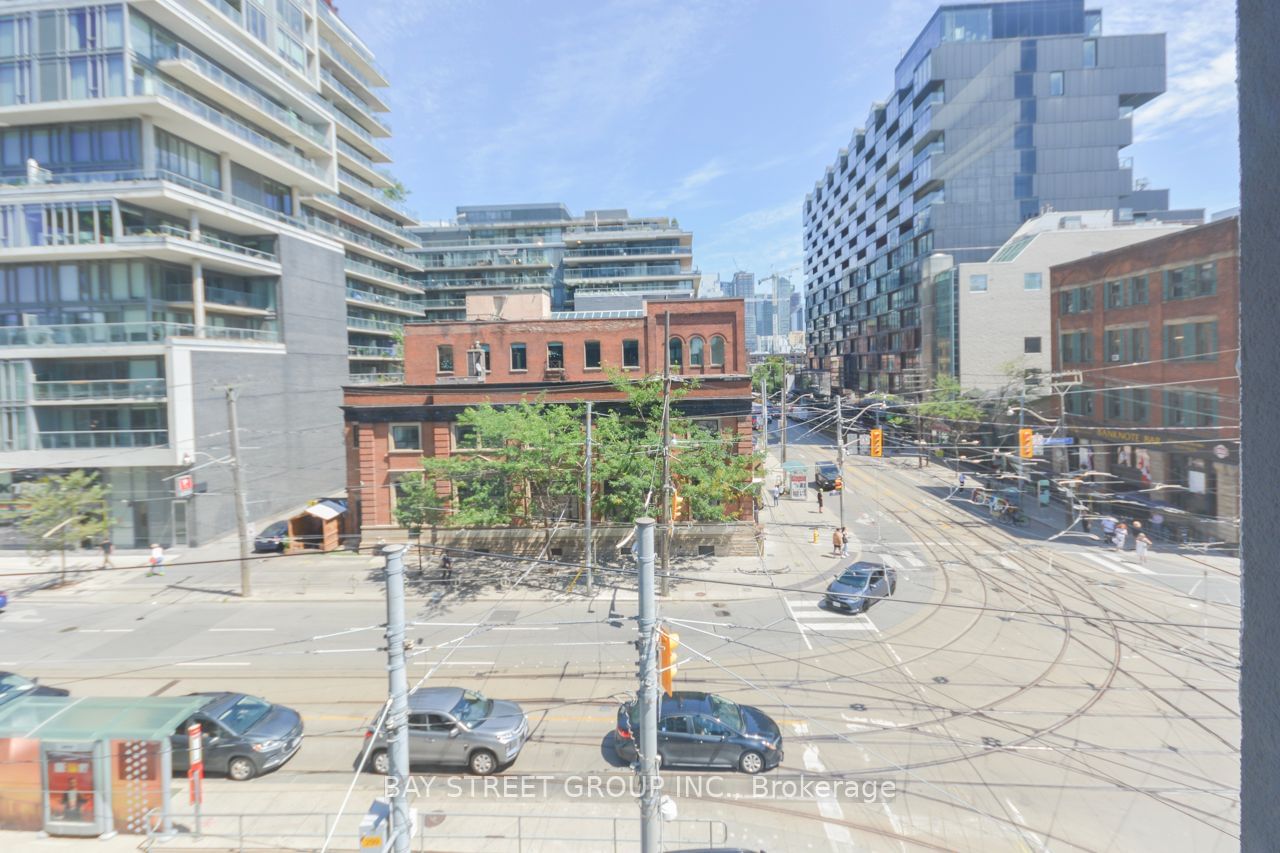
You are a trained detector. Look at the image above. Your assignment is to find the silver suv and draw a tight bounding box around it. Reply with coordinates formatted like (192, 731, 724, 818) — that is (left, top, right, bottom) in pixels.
(361, 687, 528, 776)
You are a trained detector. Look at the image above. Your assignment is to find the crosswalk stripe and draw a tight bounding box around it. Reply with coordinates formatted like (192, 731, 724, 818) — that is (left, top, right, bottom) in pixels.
(786, 598, 827, 609)
(881, 555, 901, 569)
(998, 556, 1022, 571)
(1082, 552, 1132, 574)
(903, 554, 924, 568)
(805, 622, 876, 632)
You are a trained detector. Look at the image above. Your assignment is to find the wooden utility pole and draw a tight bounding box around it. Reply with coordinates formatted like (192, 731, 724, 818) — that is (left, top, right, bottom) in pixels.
(660, 311, 672, 597)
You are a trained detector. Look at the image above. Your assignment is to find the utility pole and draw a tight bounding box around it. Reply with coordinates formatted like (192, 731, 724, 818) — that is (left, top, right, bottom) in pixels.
(634, 517, 661, 853)
(225, 387, 252, 598)
(584, 401, 594, 595)
(381, 545, 411, 853)
(660, 312, 672, 597)
(836, 396, 845, 530)
(1017, 381, 1027, 497)
(779, 370, 788, 463)
(759, 371, 769, 453)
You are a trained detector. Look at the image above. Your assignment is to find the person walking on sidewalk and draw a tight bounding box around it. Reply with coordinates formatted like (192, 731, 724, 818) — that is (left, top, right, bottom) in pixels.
(770, 484, 781, 506)
(832, 527, 844, 556)
(1112, 523, 1128, 553)
(100, 537, 113, 570)
(816, 489, 824, 512)
(1134, 531, 1153, 565)
(146, 543, 165, 576)
(840, 527, 851, 558)
(441, 553, 453, 580)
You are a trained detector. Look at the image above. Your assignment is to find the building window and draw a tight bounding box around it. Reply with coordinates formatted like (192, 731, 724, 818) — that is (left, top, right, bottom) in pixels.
(1024, 336, 1041, 353)
(1105, 276, 1149, 309)
(453, 423, 481, 450)
(1162, 262, 1217, 300)
(1104, 326, 1149, 363)
(547, 341, 564, 369)
(1060, 331, 1093, 364)
(584, 340, 601, 369)
(1023, 272, 1042, 291)
(1163, 321, 1219, 361)
(1059, 286, 1094, 314)
(1064, 388, 1094, 416)
(390, 423, 421, 451)
(1105, 388, 1148, 423)
(1014, 174, 1034, 198)
(1014, 124, 1033, 149)
(1014, 72, 1033, 98)
(1083, 39, 1097, 68)
(1163, 390, 1219, 427)
(156, 128, 220, 189)
(668, 337, 683, 367)
(968, 274, 988, 293)
(1020, 99, 1036, 123)
(276, 29, 305, 71)
(709, 335, 725, 367)
(689, 336, 704, 367)
(618, 339, 640, 368)
(1085, 10, 1102, 36)
(437, 344, 453, 373)
(510, 342, 527, 371)
(1019, 40, 1036, 72)
(1049, 71, 1064, 96)
(1020, 149, 1037, 172)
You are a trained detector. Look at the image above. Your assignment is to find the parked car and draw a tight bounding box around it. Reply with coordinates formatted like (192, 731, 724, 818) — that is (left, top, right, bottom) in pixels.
(815, 462, 842, 492)
(361, 687, 528, 776)
(0, 671, 68, 709)
(824, 561, 897, 613)
(0, 590, 7, 611)
(614, 691, 783, 774)
(170, 692, 304, 781)
(253, 521, 289, 553)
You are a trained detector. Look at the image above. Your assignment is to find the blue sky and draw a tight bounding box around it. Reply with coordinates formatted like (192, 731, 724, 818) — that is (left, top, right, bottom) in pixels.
(342, 0, 1238, 287)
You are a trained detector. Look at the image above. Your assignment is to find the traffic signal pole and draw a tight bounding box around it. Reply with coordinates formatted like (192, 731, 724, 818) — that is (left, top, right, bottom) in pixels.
(634, 517, 661, 853)
(381, 545, 411, 853)
(836, 396, 845, 531)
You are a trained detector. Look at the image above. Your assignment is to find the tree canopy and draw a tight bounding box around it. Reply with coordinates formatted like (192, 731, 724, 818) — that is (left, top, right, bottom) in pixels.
(19, 470, 110, 581)
(915, 375, 987, 429)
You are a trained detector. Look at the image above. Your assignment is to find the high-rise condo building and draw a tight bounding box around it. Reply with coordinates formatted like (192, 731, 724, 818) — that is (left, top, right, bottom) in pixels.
(410, 204, 699, 318)
(803, 0, 1196, 394)
(0, 0, 418, 546)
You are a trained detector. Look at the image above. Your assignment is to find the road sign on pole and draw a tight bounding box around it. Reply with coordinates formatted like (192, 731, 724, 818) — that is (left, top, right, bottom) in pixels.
(187, 722, 203, 836)
(175, 474, 194, 498)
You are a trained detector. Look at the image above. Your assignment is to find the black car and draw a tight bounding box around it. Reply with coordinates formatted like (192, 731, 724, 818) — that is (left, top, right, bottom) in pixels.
(0, 671, 68, 708)
(170, 692, 303, 781)
(824, 561, 897, 613)
(815, 462, 842, 492)
(253, 521, 289, 553)
(614, 691, 783, 774)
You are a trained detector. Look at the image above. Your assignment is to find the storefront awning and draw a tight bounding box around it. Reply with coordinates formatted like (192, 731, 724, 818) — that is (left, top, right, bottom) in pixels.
(0, 696, 206, 742)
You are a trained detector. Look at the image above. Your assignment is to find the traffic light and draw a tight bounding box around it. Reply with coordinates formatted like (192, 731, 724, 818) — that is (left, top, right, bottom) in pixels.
(834, 475, 843, 491)
(869, 429, 883, 458)
(658, 626, 680, 695)
(671, 489, 690, 522)
(1018, 428, 1034, 459)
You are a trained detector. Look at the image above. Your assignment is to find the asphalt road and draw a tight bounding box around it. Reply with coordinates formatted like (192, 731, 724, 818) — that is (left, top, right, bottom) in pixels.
(0, 425, 1240, 852)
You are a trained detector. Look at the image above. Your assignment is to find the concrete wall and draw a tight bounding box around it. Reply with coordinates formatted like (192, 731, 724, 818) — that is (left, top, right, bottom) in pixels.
(186, 233, 347, 544)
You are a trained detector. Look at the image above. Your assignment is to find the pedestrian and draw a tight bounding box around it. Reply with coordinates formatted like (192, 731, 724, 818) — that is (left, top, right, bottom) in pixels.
(146, 542, 165, 576)
(832, 527, 843, 556)
(100, 536, 113, 570)
(1134, 531, 1152, 565)
(441, 553, 453, 580)
(959, 472, 966, 489)
(1112, 523, 1128, 552)
(1100, 515, 1117, 544)
(816, 489, 824, 512)
(1130, 519, 1143, 550)
(840, 527, 851, 558)
(770, 484, 781, 506)
(1151, 511, 1164, 540)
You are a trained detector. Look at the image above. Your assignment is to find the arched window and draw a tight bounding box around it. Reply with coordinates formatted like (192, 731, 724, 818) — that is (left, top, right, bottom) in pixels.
(709, 335, 725, 367)
(689, 336, 705, 367)
(668, 336, 683, 367)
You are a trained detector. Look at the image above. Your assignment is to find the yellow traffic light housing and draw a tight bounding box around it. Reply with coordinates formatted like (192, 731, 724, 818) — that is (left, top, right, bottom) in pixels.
(659, 627, 680, 696)
(1018, 428, 1034, 459)
(869, 429, 883, 458)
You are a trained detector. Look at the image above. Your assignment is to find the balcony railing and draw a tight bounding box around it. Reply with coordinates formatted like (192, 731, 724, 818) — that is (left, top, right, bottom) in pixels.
(564, 222, 681, 236)
(310, 194, 416, 243)
(318, 35, 387, 99)
(346, 315, 402, 333)
(39, 429, 168, 449)
(316, 1, 388, 78)
(32, 378, 167, 401)
(348, 345, 398, 358)
(344, 258, 420, 289)
(320, 69, 389, 133)
(345, 286, 423, 313)
(564, 265, 692, 280)
(205, 285, 276, 310)
(167, 45, 327, 147)
(302, 215, 421, 268)
(338, 169, 403, 210)
(562, 245, 691, 258)
(335, 138, 380, 173)
(421, 274, 552, 289)
(135, 75, 325, 180)
(413, 235, 552, 248)
(0, 321, 279, 347)
(418, 251, 553, 269)
(122, 224, 279, 263)
(203, 0, 242, 24)
(347, 372, 404, 385)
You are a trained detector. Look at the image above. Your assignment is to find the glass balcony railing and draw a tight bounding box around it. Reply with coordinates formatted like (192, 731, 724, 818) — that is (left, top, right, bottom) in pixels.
(167, 45, 328, 146)
(346, 315, 402, 333)
(318, 36, 387, 99)
(203, 0, 242, 24)
(205, 285, 276, 310)
(135, 75, 325, 180)
(321, 69, 390, 134)
(335, 138, 379, 173)
(564, 265, 694, 280)
(302, 215, 421, 268)
(344, 258, 420, 289)
(122, 224, 279, 262)
(316, 1, 387, 78)
(338, 169, 403, 210)
(418, 250, 553, 268)
(0, 322, 279, 346)
(348, 344, 398, 358)
(562, 245, 691, 258)
(347, 372, 404, 384)
(345, 286, 424, 313)
(39, 429, 168, 449)
(564, 222, 680, 235)
(310, 194, 416, 243)
(32, 378, 167, 401)
(421, 274, 552, 289)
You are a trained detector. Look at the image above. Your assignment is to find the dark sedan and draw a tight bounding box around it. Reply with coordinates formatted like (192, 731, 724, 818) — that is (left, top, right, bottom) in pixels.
(824, 562, 897, 613)
(253, 521, 289, 553)
(170, 692, 303, 781)
(814, 462, 842, 492)
(615, 691, 783, 774)
(0, 671, 68, 709)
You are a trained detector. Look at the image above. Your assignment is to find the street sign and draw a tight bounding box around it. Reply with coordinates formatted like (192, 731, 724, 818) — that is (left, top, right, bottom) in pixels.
(175, 474, 194, 498)
(1041, 437, 1074, 446)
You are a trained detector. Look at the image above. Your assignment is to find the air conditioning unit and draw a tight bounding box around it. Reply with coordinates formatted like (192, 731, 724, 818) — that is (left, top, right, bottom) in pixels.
(1110, 354, 1121, 362)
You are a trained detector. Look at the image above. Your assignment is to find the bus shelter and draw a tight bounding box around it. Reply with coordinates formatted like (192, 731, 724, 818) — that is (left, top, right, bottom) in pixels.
(783, 461, 810, 500)
(0, 695, 205, 837)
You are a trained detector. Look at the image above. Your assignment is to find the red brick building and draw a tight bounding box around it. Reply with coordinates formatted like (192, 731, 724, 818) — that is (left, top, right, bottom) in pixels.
(1050, 217, 1239, 542)
(342, 298, 754, 534)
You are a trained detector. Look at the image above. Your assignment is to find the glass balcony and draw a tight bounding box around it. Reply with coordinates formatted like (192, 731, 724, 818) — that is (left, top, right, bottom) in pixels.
(417, 249, 553, 268)
(562, 245, 691, 259)
(0, 321, 278, 346)
(346, 315, 402, 333)
(344, 258, 420, 289)
(310, 194, 416, 244)
(421, 273, 553, 289)
(338, 169, 404, 211)
(203, 0, 242, 24)
(122, 224, 279, 263)
(39, 429, 168, 449)
(316, 1, 388, 79)
(321, 69, 390, 133)
(135, 75, 325, 180)
(564, 265, 694, 280)
(32, 378, 167, 401)
(347, 372, 404, 384)
(205, 285, 276, 310)
(318, 36, 387, 99)
(345, 286, 423, 314)
(348, 344, 398, 358)
(303, 215, 421, 268)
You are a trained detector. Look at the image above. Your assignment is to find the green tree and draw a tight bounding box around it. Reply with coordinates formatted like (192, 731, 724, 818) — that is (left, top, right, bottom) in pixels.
(751, 356, 790, 397)
(915, 375, 986, 430)
(19, 470, 110, 583)
(381, 175, 410, 204)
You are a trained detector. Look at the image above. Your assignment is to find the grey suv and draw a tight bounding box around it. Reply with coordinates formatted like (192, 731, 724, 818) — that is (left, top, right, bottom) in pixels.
(361, 687, 528, 776)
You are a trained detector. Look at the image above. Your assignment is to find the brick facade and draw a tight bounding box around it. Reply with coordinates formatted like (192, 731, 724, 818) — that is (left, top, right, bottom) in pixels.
(343, 299, 755, 533)
(1050, 218, 1239, 540)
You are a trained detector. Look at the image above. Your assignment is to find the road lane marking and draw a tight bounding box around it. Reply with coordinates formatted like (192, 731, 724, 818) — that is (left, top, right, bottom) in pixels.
(412, 660, 495, 666)
(210, 627, 276, 632)
(797, 724, 855, 851)
(1082, 552, 1155, 575)
(176, 661, 251, 667)
(1003, 796, 1049, 852)
(784, 599, 812, 650)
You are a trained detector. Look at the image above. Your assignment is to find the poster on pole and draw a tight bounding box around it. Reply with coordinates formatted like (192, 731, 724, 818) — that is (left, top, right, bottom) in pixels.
(187, 723, 204, 805)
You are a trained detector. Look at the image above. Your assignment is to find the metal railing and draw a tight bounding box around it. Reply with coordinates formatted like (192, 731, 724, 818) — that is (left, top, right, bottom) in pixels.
(345, 258, 420, 289)
(303, 215, 421, 268)
(310, 193, 416, 243)
(122, 224, 279, 263)
(563, 244, 691, 258)
(348, 344, 398, 358)
(166, 45, 327, 146)
(39, 428, 167, 449)
(0, 321, 279, 347)
(321, 68, 389, 133)
(347, 371, 404, 384)
(346, 315, 402, 333)
(135, 75, 325, 180)
(345, 286, 423, 313)
(32, 378, 167, 401)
